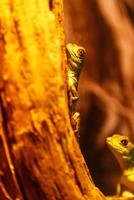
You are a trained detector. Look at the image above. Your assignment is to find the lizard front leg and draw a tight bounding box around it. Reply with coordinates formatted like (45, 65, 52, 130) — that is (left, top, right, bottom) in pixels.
(68, 83, 79, 112)
(116, 183, 121, 196)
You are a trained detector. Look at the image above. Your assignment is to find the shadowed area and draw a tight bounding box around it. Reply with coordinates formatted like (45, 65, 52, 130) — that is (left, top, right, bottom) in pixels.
(64, 0, 134, 195)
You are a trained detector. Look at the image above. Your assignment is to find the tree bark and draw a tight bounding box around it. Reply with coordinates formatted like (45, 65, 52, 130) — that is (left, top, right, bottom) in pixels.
(0, 0, 106, 199)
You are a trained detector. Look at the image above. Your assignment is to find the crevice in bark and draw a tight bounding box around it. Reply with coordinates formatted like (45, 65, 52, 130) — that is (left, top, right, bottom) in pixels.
(0, 97, 25, 199)
(49, 0, 53, 11)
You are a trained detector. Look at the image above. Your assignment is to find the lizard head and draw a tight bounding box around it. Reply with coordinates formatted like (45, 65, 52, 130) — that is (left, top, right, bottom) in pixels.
(106, 134, 134, 170)
(66, 43, 86, 78)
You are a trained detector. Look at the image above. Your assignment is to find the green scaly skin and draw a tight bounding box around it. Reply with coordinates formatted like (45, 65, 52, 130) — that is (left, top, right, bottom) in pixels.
(106, 134, 134, 197)
(66, 43, 86, 111)
(66, 43, 86, 136)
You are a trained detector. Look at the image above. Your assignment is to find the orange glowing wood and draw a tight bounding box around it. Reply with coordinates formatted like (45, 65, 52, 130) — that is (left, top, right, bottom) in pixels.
(0, 0, 124, 200)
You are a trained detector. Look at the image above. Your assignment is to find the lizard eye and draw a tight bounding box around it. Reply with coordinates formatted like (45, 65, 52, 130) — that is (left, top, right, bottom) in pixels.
(77, 49, 85, 58)
(121, 139, 128, 146)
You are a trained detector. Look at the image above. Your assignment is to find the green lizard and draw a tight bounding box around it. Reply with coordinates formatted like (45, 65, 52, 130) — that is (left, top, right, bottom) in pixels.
(106, 134, 134, 197)
(66, 43, 86, 136)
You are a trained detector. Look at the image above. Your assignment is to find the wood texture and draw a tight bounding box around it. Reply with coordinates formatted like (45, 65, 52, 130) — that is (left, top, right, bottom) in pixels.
(0, 0, 106, 199)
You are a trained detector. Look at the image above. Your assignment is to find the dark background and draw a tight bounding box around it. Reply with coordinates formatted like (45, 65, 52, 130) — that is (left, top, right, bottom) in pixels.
(63, 0, 134, 195)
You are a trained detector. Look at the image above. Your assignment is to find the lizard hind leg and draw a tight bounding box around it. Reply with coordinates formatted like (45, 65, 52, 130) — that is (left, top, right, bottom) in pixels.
(71, 112, 80, 140)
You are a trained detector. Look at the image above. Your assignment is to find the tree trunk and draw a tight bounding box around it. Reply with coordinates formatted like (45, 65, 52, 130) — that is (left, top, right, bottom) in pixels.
(0, 0, 106, 199)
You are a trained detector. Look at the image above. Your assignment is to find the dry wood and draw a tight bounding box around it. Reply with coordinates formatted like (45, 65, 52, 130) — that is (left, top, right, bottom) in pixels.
(0, 0, 106, 199)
